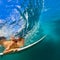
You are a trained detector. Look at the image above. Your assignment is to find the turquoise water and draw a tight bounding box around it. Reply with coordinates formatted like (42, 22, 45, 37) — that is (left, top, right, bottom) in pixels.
(0, 0, 60, 60)
(40, 9, 60, 41)
(0, 0, 44, 54)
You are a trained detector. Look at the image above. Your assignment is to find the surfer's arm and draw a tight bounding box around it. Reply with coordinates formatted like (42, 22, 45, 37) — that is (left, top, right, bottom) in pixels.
(4, 41, 14, 51)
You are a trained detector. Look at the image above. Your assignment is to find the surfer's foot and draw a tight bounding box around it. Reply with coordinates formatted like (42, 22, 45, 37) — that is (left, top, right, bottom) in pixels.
(13, 48, 19, 52)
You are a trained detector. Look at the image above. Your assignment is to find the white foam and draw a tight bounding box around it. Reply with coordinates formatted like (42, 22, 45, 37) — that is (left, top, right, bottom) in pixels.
(0, 53, 3, 55)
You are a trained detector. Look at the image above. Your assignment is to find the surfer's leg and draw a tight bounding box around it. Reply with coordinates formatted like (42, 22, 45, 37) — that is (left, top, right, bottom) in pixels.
(3, 49, 13, 54)
(3, 48, 19, 54)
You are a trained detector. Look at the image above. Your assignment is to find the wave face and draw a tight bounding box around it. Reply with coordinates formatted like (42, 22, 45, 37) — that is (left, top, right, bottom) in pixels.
(0, 0, 43, 50)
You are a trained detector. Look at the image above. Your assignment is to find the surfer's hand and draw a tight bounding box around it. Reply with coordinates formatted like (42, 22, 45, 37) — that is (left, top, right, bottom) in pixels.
(13, 48, 19, 52)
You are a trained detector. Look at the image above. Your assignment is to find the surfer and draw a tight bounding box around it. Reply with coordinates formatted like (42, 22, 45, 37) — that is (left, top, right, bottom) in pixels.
(0, 36, 24, 54)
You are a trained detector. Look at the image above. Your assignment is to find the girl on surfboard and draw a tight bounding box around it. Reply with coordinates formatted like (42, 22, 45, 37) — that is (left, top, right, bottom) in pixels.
(0, 36, 24, 54)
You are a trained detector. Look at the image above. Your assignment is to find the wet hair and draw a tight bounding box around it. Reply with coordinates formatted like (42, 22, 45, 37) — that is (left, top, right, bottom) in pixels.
(0, 36, 6, 40)
(18, 37, 24, 41)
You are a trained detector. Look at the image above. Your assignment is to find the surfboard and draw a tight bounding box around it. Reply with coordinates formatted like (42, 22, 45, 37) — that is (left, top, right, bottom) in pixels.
(0, 35, 47, 55)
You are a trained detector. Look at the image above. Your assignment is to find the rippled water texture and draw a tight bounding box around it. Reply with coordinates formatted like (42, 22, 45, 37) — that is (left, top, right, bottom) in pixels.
(0, 0, 43, 52)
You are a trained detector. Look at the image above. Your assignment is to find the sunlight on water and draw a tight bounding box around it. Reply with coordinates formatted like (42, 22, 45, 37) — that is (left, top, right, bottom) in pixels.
(0, 0, 43, 53)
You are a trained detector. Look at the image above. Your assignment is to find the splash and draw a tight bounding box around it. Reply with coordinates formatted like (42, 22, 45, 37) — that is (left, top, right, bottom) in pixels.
(0, 0, 45, 53)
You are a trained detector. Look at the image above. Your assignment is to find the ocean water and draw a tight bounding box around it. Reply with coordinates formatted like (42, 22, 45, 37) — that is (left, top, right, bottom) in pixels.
(0, 0, 60, 60)
(40, 9, 60, 42)
(0, 0, 44, 53)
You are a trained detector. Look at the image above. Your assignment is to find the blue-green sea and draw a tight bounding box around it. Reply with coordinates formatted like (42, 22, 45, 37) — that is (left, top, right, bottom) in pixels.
(0, 0, 60, 60)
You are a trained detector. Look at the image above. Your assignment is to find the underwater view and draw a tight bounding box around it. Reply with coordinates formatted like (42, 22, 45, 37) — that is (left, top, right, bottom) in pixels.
(0, 0, 60, 60)
(0, 0, 46, 54)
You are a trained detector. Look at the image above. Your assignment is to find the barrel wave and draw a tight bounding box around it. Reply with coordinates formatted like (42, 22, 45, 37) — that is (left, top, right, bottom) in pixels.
(0, 0, 43, 52)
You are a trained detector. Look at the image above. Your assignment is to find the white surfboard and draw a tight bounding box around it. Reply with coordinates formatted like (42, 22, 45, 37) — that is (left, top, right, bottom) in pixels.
(0, 35, 47, 55)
